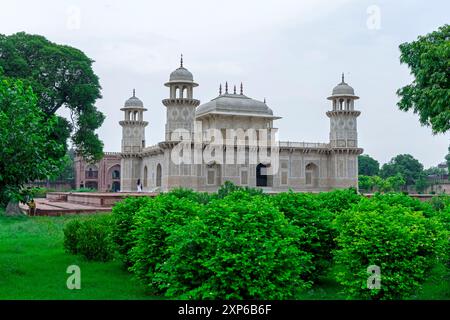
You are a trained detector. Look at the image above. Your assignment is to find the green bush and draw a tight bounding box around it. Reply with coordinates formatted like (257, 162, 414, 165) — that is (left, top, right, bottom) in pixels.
(128, 194, 202, 291)
(63, 214, 114, 261)
(153, 192, 313, 299)
(316, 188, 361, 214)
(71, 187, 96, 193)
(371, 192, 435, 217)
(110, 196, 153, 266)
(32, 187, 56, 198)
(63, 219, 82, 255)
(429, 194, 450, 212)
(215, 180, 264, 199)
(271, 191, 335, 282)
(167, 188, 211, 204)
(334, 198, 448, 299)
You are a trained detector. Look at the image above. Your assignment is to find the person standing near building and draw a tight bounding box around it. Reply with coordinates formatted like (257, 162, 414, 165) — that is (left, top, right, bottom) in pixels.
(137, 179, 142, 192)
(27, 199, 36, 216)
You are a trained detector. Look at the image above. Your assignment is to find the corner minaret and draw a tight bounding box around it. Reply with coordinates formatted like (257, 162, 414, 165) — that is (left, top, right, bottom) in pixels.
(119, 90, 148, 191)
(162, 55, 200, 141)
(326, 74, 361, 148)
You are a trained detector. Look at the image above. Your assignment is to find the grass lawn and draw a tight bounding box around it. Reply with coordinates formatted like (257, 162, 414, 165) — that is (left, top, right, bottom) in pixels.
(0, 211, 448, 300)
(0, 213, 156, 300)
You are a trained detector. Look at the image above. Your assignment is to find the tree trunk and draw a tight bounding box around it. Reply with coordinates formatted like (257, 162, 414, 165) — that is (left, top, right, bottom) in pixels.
(5, 201, 26, 216)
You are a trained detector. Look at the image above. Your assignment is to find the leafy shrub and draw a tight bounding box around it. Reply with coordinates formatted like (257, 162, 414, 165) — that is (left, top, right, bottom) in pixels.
(110, 196, 153, 266)
(167, 188, 211, 204)
(316, 188, 361, 214)
(429, 194, 450, 212)
(71, 187, 96, 193)
(128, 194, 202, 291)
(31, 187, 55, 198)
(334, 198, 448, 299)
(271, 191, 335, 281)
(215, 180, 264, 199)
(370, 192, 435, 217)
(63, 219, 82, 255)
(153, 192, 313, 299)
(63, 214, 114, 261)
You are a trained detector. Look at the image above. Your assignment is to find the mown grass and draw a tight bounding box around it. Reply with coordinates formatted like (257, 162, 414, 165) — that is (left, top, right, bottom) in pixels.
(0, 211, 156, 300)
(0, 209, 448, 300)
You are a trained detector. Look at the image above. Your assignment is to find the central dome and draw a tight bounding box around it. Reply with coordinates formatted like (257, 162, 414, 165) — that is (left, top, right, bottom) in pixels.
(196, 93, 276, 118)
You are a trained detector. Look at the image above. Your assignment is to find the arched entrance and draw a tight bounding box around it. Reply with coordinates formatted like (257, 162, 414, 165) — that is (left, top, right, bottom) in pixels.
(256, 163, 268, 187)
(156, 163, 162, 187)
(112, 181, 120, 192)
(107, 164, 121, 192)
(305, 163, 319, 188)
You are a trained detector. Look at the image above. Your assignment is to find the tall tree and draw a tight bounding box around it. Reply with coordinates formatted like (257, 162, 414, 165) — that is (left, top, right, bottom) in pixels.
(380, 154, 424, 186)
(358, 154, 380, 176)
(397, 24, 450, 134)
(0, 76, 66, 206)
(446, 146, 450, 177)
(0, 32, 104, 162)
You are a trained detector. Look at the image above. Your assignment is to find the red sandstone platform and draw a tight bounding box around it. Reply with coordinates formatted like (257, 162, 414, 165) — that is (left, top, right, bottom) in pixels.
(20, 192, 157, 216)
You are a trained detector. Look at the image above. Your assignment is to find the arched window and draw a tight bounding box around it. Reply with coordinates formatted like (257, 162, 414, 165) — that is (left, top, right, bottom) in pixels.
(156, 163, 162, 187)
(143, 166, 148, 187)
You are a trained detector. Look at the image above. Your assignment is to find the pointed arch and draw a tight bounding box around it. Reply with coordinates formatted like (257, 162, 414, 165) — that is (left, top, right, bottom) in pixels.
(305, 162, 319, 187)
(156, 163, 162, 187)
(143, 166, 148, 187)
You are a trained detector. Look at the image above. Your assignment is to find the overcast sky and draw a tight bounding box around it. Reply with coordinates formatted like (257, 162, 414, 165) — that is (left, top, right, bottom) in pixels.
(1, 0, 448, 168)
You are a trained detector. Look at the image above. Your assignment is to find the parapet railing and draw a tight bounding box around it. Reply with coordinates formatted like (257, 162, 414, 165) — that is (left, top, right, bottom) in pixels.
(278, 141, 330, 148)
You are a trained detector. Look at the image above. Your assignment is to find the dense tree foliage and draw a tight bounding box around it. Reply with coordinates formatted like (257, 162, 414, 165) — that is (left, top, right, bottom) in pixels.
(359, 174, 406, 193)
(0, 76, 65, 205)
(397, 24, 450, 134)
(358, 154, 380, 176)
(380, 154, 424, 186)
(446, 146, 450, 175)
(0, 32, 104, 162)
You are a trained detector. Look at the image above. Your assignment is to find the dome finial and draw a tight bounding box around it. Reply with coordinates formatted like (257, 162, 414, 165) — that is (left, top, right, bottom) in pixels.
(264, 97, 266, 104)
(225, 82, 228, 94)
(240, 82, 243, 95)
(341, 72, 345, 83)
(233, 85, 236, 94)
(219, 83, 222, 95)
(180, 54, 183, 67)
(133, 88, 135, 97)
